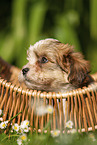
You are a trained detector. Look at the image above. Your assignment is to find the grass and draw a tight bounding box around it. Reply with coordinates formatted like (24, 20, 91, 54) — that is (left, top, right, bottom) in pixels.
(0, 130, 97, 145)
(0, 112, 97, 145)
(0, 106, 97, 145)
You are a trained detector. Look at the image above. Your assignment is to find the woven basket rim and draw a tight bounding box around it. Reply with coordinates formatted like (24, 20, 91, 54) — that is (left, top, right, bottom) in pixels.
(0, 77, 97, 99)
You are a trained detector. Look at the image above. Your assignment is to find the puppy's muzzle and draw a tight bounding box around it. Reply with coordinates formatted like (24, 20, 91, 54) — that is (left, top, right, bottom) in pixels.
(22, 68, 29, 75)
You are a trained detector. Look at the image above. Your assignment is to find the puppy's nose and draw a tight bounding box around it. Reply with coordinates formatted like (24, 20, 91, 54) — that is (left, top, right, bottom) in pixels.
(22, 68, 29, 75)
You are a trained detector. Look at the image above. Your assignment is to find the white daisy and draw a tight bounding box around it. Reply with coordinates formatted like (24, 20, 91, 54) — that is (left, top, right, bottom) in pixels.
(17, 138, 22, 145)
(0, 121, 8, 129)
(12, 123, 19, 132)
(70, 128, 77, 134)
(46, 105, 54, 114)
(23, 126, 29, 133)
(51, 130, 60, 137)
(65, 120, 73, 129)
(21, 120, 29, 126)
(35, 105, 47, 116)
(20, 120, 30, 129)
(20, 133, 27, 141)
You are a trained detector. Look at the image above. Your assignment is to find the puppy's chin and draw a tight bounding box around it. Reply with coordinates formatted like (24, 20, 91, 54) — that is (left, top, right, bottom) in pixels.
(18, 73, 74, 92)
(23, 81, 47, 91)
(24, 81, 75, 92)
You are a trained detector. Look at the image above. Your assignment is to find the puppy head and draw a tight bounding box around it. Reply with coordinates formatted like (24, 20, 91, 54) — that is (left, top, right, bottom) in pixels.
(19, 38, 93, 92)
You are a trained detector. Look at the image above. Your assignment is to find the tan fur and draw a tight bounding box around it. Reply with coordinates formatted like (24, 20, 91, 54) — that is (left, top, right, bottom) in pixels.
(18, 38, 94, 92)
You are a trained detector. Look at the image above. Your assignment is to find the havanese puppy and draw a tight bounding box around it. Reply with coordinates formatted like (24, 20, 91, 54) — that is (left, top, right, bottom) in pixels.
(18, 38, 94, 93)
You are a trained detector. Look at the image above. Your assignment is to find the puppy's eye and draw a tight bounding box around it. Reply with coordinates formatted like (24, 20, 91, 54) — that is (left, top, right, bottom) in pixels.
(40, 57, 48, 64)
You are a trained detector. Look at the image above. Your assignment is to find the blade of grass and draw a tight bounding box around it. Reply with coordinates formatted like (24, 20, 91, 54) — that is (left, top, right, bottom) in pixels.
(0, 34, 15, 62)
(90, 0, 97, 40)
(1, 134, 19, 142)
(11, 0, 27, 41)
(28, 0, 47, 44)
(11, 0, 28, 67)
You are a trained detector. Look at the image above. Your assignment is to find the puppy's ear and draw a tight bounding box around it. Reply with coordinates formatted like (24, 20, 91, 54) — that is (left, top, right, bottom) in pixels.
(67, 51, 93, 87)
(57, 43, 93, 88)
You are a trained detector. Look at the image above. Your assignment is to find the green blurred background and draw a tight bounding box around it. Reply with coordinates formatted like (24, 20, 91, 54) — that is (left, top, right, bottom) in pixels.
(0, 0, 97, 73)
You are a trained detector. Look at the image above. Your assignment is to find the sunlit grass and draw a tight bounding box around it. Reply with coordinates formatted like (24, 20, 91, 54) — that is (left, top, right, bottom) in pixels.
(0, 129, 97, 145)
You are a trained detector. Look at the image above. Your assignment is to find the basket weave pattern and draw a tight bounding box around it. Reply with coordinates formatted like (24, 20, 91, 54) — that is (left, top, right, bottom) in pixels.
(0, 58, 97, 133)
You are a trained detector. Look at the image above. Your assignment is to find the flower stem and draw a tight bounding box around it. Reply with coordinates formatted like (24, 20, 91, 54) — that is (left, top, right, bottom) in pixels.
(8, 111, 22, 122)
(1, 134, 19, 142)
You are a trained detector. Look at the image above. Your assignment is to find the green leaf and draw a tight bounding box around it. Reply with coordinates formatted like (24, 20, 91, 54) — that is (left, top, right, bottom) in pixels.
(0, 35, 15, 63)
(90, 0, 97, 40)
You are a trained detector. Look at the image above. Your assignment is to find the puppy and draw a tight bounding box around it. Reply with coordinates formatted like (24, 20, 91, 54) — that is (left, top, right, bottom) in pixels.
(18, 38, 94, 93)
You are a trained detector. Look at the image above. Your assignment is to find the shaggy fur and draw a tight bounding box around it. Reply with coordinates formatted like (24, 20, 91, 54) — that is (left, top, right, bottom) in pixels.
(18, 38, 94, 92)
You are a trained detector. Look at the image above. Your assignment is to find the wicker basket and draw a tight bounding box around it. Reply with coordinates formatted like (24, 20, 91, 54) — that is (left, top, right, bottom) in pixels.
(0, 57, 97, 133)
